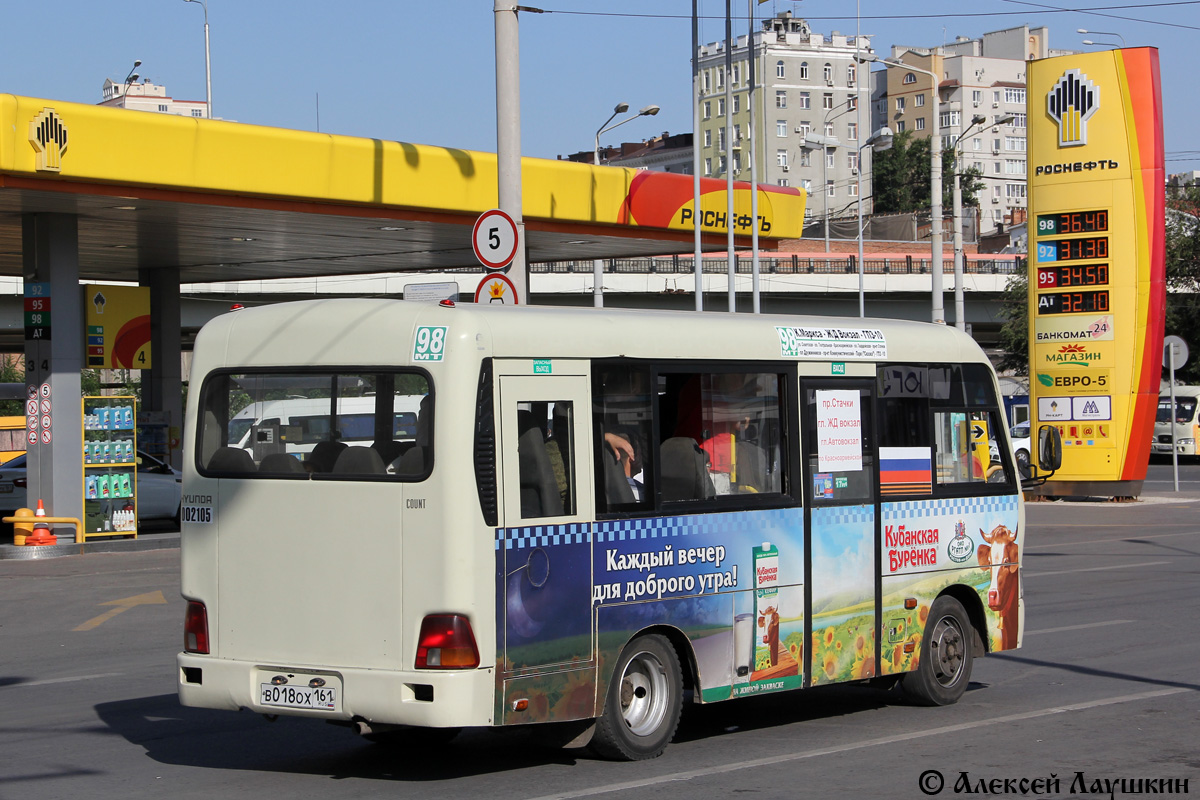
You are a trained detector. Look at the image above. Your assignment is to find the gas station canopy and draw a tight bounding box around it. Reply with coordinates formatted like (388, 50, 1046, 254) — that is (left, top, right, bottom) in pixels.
(1, 94, 806, 284)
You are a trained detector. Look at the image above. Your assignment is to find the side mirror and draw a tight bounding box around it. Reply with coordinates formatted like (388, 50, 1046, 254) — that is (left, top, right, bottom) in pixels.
(1037, 425, 1062, 472)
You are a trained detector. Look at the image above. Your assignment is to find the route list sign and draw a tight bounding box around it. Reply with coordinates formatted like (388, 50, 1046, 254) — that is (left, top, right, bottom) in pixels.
(815, 389, 862, 472)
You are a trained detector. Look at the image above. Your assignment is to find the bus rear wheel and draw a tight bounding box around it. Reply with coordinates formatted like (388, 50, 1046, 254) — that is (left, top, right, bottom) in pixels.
(899, 595, 973, 706)
(591, 634, 682, 761)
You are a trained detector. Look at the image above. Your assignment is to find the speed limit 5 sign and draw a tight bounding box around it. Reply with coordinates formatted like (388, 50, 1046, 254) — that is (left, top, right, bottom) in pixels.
(472, 209, 519, 271)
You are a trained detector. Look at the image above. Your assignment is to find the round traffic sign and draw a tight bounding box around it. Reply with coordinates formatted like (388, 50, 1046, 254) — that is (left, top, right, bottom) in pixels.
(40, 414, 51, 430)
(26, 399, 37, 417)
(40, 428, 51, 444)
(27, 430, 37, 445)
(474, 272, 520, 305)
(40, 398, 51, 414)
(26, 384, 37, 400)
(1163, 335, 1189, 370)
(39, 382, 51, 399)
(472, 209, 519, 271)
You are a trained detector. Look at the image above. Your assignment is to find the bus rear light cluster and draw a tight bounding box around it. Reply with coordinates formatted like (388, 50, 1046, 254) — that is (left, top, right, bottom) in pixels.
(184, 600, 210, 654)
(415, 614, 479, 669)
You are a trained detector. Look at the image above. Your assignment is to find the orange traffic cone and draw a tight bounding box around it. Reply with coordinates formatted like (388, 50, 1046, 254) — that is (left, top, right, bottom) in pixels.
(24, 500, 57, 546)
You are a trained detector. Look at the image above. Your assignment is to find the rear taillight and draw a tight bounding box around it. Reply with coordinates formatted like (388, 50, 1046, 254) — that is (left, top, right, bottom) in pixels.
(184, 601, 209, 654)
(415, 614, 479, 669)
(13, 478, 26, 488)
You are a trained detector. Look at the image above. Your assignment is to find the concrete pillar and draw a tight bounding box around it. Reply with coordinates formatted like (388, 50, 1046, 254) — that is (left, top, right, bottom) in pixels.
(140, 267, 184, 469)
(22, 214, 83, 541)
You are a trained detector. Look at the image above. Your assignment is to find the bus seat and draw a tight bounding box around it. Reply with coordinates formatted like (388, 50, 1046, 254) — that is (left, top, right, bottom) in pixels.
(517, 420, 563, 518)
(372, 439, 405, 466)
(307, 440, 347, 473)
(601, 445, 635, 506)
(207, 446, 256, 474)
(660, 437, 715, 502)
(259, 452, 305, 474)
(333, 446, 386, 475)
(201, 409, 222, 466)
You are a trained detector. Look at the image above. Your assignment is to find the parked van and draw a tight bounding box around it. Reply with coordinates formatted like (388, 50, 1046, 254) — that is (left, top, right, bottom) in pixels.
(1153, 386, 1200, 457)
(0, 416, 25, 464)
(226, 392, 424, 466)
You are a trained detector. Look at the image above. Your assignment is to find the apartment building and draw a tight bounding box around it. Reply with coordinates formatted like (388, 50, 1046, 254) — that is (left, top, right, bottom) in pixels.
(696, 12, 875, 228)
(871, 25, 1073, 235)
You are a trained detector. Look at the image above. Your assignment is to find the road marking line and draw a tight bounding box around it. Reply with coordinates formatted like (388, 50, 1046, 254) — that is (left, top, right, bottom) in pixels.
(1025, 560, 1170, 578)
(526, 688, 1192, 800)
(1024, 620, 1133, 636)
(7, 672, 125, 689)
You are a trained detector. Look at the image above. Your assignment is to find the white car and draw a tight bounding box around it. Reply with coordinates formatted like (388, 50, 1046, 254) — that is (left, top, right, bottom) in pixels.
(990, 421, 1032, 478)
(0, 450, 181, 528)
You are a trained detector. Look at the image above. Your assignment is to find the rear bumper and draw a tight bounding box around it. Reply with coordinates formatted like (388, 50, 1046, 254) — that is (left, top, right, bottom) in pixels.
(177, 652, 495, 728)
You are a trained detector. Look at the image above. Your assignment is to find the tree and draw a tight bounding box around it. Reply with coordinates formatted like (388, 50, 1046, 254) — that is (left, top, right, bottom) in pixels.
(998, 186, 1200, 382)
(996, 269, 1029, 375)
(871, 130, 982, 213)
(1164, 185, 1200, 383)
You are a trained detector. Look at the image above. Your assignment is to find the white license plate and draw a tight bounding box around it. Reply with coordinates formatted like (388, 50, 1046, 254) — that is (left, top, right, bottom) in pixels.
(259, 682, 338, 711)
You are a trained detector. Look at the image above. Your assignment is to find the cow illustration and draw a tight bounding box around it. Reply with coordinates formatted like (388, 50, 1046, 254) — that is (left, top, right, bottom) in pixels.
(977, 525, 1020, 650)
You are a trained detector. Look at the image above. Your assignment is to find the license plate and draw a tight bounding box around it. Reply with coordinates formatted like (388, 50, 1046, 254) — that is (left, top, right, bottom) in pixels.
(259, 682, 338, 711)
(0, 485, 12, 493)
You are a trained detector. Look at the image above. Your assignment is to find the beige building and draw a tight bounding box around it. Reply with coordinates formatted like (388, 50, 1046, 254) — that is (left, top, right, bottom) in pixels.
(697, 12, 876, 230)
(871, 25, 1074, 236)
(99, 78, 208, 118)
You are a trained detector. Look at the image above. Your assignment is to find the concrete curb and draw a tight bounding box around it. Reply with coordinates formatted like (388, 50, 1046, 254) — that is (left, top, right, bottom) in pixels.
(0, 532, 180, 560)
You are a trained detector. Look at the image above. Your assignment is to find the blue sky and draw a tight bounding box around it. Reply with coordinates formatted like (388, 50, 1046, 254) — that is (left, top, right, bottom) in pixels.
(1, 1, 1196, 171)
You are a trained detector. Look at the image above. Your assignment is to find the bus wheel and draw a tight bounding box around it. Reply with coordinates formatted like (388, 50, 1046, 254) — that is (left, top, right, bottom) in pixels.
(591, 634, 682, 761)
(899, 595, 973, 706)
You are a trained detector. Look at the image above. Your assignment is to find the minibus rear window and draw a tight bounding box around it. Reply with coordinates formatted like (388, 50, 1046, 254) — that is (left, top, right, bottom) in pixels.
(196, 370, 432, 480)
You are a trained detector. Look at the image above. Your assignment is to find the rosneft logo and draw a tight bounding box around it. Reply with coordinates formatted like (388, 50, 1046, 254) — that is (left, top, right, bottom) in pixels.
(1047, 69, 1099, 148)
(29, 108, 69, 172)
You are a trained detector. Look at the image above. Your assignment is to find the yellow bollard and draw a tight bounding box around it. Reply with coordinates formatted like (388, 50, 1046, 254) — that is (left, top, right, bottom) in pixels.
(11, 507, 34, 546)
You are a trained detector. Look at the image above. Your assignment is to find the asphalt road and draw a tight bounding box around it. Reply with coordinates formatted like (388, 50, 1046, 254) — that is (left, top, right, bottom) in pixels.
(1, 470, 1197, 800)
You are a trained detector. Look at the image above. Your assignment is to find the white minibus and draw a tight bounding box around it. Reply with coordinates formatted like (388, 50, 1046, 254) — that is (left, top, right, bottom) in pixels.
(178, 299, 1054, 760)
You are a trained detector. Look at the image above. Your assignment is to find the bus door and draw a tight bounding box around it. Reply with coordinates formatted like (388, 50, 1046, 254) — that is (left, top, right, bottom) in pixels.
(800, 379, 879, 686)
(496, 369, 595, 722)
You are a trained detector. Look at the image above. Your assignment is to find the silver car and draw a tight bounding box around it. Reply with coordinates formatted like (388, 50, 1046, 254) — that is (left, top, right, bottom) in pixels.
(0, 451, 181, 528)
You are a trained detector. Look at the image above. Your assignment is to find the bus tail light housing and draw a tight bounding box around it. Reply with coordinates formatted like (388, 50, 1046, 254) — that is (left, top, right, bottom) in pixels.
(184, 600, 210, 654)
(415, 614, 479, 669)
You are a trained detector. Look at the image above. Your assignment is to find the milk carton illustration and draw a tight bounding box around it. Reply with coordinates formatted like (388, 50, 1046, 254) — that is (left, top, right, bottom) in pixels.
(754, 541, 781, 669)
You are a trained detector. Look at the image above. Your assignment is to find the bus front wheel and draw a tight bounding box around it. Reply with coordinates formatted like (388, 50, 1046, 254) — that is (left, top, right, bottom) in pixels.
(898, 595, 973, 706)
(591, 634, 682, 761)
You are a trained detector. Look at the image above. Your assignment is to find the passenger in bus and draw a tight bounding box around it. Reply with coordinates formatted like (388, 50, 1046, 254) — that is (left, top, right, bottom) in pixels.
(606, 429, 645, 501)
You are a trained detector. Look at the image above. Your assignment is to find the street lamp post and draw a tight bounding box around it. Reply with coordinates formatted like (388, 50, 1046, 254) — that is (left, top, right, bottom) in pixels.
(182, 0, 212, 119)
(1077, 28, 1127, 47)
(951, 113, 1014, 332)
(591, 103, 660, 307)
(858, 53, 944, 324)
(809, 101, 858, 252)
(803, 131, 840, 254)
(121, 60, 141, 103)
(856, 126, 893, 317)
